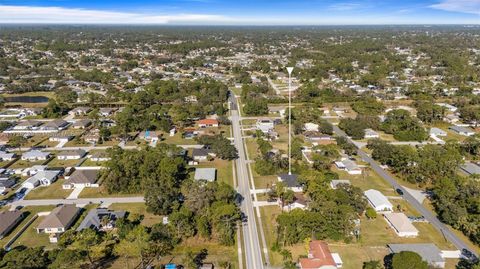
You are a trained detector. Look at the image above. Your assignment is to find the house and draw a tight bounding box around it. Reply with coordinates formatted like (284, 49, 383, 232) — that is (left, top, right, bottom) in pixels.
(192, 148, 215, 162)
(23, 170, 60, 189)
(197, 119, 219, 128)
(436, 103, 457, 112)
(278, 174, 303, 192)
(194, 168, 217, 182)
(0, 151, 16, 161)
(329, 179, 351, 189)
(139, 130, 160, 142)
(304, 122, 319, 132)
(364, 189, 393, 212)
(0, 134, 9, 145)
(256, 118, 275, 134)
(430, 127, 447, 137)
(72, 119, 92, 129)
(21, 150, 51, 161)
(49, 135, 73, 142)
(84, 129, 100, 144)
(335, 159, 362, 175)
(0, 210, 24, 239)
(449, 125, 475, 136)
(69, 107, 91, 116)
(388, 244, 445, 268)
(36, 204, 81, 243)
(268, 106, 286, 117)
(89, 152, 111, 162)
(12, 120, 42, 131)
(199, 264, 214, 269)
(76, 208, 126, 231)
(63, 169, 98, 189)
(383, 212, 419, 237)
(304, 132, 336, 145)
(299, 241, 343, 269)
(281, 193, 308, 211)
(57, 149, 86, 160)
(460, 162, 480, 176)
(99, 108, 117, 117)
(184, 95, 198, 103)
(0, 176, 16, 193)
(41, 119, 69, 131)
(444, 114, 460, 124)
(364, 129, 379, 139)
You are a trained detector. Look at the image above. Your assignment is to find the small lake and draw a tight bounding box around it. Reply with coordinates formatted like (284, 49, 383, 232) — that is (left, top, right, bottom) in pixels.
(4, 96, 50, 103)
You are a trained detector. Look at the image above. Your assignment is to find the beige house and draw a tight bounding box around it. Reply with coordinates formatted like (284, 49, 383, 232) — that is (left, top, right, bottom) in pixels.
(36, 204, 81, 243)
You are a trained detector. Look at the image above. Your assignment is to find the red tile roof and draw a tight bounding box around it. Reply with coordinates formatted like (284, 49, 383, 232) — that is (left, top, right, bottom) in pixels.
(299, 241, 337, 269)
(197, 119, 218, 125)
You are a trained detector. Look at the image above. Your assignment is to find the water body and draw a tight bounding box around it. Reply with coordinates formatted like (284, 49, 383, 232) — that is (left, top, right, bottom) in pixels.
(4, 96, 49, 103)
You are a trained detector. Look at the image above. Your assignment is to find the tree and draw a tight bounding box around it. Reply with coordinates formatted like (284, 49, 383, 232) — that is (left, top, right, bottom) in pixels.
(0, 247, 49, 269)
(339, 118, 365, 140)
(391, 251, 427, 269)
(365, 208, 377, 219)
(7, 135, 27, 151)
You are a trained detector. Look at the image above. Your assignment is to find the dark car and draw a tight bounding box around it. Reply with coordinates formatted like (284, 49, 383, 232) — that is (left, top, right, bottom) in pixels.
(396, 188, 404, 195)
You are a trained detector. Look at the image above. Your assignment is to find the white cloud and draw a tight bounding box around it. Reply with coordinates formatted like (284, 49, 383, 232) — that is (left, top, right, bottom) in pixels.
(328, 3, 363, 11)
(0, 5, 229, 24)
(430, 0, 480, 15)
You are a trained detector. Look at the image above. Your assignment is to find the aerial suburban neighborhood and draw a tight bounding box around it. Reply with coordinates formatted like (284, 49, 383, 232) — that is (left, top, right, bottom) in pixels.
(0, 2, 479, 269)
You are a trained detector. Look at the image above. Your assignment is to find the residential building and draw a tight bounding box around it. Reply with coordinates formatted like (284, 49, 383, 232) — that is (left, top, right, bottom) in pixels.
(0, 176, 16, 193)
(194, 168, 217, 182)
(21, 150, 51, 161)
(89, 152, 111, 162)
(449, 125, 475, 136)
(277, 174, 303, 192)
(329, 179, 351, 189)
(23, 170, 60, 189)
(12, 120, 42, 131)
(281, 193, 308, 211)
(0, 210, 24, 239)
(0, 151, 16, 161)
(256, 118, 274, 134)
(299, 240, 343, 269)
(197, 119, 219, 128)
(192, 148, 215, 162)
(63, 169, 98, 189)
(335, 159, 362, 175)
(364, 129, 379, 139)
(304, 122, 319, 132)
(364, 189, 393, 212)
(99, 108, 117, 117)
(41, 119, 69, 131)
(430, 127, 447, 137)
(76, 208, 126, 231)
(57, 149, 86, 160)
(49, 135, 73, 142)
(72, 119, 92, 129)
(69, 107, 91, 116)
(388, 244, 445, 268)
(460, 162, 480, 176)
(383, 212, 419, 237)
(36, 204, 81, 243)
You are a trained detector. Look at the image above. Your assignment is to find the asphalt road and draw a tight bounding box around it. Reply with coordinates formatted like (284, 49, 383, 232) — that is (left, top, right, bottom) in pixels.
(332, 125, 478, 258)
(230, 94, 265, 269)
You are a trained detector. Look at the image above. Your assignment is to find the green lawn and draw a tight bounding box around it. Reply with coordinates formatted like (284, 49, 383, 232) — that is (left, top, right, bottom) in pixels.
(108, 203, 163, 227)
(192, 159, 233, 187)
(9, 159, 46, 169)
(46, 157, 83, 168)
(25, 179, 72, 200)
(77, 186, 142, 199)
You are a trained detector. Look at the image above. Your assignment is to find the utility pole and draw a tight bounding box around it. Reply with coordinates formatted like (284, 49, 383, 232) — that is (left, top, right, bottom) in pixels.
(286, 67, 293, 175)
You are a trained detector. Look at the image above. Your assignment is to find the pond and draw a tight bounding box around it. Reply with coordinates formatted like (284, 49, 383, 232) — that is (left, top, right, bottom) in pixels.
(4, 96, 50, 103)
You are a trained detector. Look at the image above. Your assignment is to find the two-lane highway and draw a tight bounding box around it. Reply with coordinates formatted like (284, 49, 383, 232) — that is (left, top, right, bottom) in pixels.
(332, 125, 478, 258)
(230, 93, 265, 269)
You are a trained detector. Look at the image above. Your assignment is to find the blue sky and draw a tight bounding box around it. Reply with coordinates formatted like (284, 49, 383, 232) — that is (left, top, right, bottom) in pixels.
(0, 0, 478, 24)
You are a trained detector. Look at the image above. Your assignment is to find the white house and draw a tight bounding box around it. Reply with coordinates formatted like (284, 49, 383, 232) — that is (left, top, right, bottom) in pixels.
(21, 150, 51, 161)
(0, 151, 16, 161)
(62, 169, 98, 189)
(304, 122, 319, 132)
(256, 118, 275, 134)
(364, 129, 379, 139)
(57, 149, 86, 160)
(383, 212, 419, 237)
(335, 159, 362, 175)
(364, 189, 393, 212)
(429, 127, 447, 137)
(449, 126, 475, 136)
(36, 204, 81, 243)
(23, 170, 61, 189)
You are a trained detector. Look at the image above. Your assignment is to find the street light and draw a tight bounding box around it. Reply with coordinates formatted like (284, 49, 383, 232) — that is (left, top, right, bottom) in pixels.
(286, 67, 293, 175)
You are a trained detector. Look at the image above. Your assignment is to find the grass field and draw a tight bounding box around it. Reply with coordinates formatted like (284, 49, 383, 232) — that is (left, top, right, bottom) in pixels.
(191, 159, 233, 186)
(108, 203, 163, 227)
(46, 157, 83, 168)
(9, 159, 46, 169)
(25, 179, 72, 200)
(9, 205, 57, 249)
(77, 186, 142, 199)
